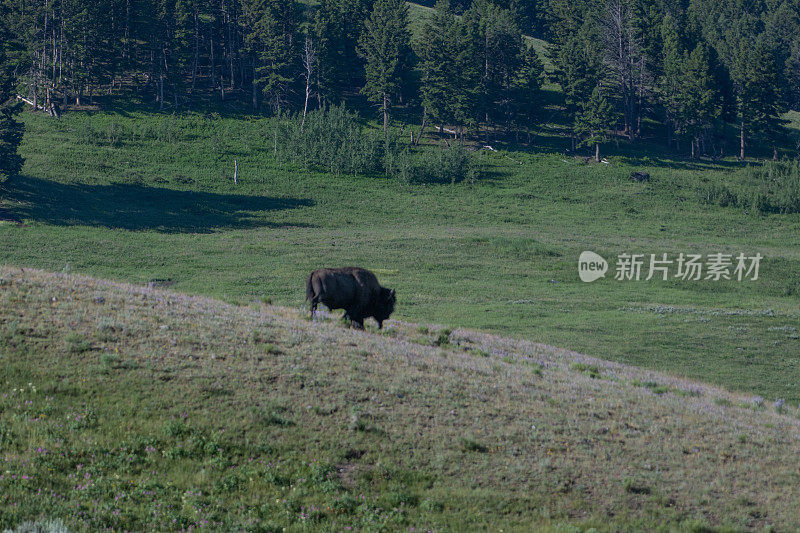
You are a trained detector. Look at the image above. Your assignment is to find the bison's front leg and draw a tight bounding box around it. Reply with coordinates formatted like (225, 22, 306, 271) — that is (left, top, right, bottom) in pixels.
(348, 311, 365, 330)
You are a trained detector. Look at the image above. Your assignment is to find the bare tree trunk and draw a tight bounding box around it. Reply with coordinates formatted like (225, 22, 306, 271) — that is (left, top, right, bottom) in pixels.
(301, 36, 315, 131)
(210, 36, 216, 97)
(124, 0, 130, 59)
(302, 83, 310, 131)
(602, 0, 640, 141)
(595, 142, 600, 162)
(413, 107, 427, 146)
(740, 117, 745, 159)
(191, 11, 198, 94)
(224, 0, 235, 91)
(383, 93, 388, 133)
(252, 60, 258, 110)
(636, 65, 644, 137)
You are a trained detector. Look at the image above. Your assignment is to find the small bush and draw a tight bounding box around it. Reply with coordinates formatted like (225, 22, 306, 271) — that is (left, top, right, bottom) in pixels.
(263, 343, 282, 355)
(276, 106, 481, 183)
(105, 121, 124, 147)
(100, 352, 120, 367)
(570, 362, 601, 378)
(276, 105, 382, 176)
(633, 380, 672, 394)
(433, 329, 451, 346)
(460, 437, 488, 453)
(385, 142, 478, 184)
(523, 360, 544, 375)
(65, 333, 92, 353)
(623, 477, 651, 494)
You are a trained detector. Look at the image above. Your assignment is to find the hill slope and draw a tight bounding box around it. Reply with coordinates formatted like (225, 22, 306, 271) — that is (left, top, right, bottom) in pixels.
(1, 266, 800, 531)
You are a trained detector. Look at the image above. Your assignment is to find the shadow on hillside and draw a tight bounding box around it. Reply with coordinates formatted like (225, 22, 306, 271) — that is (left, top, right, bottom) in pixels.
(614, 153, 753, 172)
(5, 175, 314, 233)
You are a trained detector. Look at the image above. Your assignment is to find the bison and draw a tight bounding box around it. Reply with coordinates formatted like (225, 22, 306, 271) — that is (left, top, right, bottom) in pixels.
(306, 267, 396, 329)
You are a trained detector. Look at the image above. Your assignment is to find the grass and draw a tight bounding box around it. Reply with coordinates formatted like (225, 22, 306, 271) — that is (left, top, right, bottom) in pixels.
(2, 110, 800, 406)
(2, 266, 800, 530)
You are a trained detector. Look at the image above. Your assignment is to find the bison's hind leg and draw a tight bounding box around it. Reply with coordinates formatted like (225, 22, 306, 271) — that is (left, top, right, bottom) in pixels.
(309, 295, 321, 318)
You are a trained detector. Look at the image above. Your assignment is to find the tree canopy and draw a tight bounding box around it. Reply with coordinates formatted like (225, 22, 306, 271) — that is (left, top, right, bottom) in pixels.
(1, 0, 798, 158)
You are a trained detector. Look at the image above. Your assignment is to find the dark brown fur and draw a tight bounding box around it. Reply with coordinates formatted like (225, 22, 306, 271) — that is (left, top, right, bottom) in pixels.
(306, 267, 396, 329)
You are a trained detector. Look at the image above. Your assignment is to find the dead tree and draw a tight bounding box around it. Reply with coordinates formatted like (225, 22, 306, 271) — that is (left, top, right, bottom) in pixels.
(600, 0, 648, 141)
(301, 35, 316, 132)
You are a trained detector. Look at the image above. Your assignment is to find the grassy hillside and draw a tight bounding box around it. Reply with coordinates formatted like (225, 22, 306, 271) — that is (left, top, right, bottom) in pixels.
(2, 111, 799, 407)
(2, 266, 800, 531)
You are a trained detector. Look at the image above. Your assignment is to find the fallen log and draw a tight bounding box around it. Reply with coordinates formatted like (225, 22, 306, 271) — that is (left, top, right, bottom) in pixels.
(17, 95, 60, 118)
(16, 95, 43, 110)
(483, 145, 523, 165)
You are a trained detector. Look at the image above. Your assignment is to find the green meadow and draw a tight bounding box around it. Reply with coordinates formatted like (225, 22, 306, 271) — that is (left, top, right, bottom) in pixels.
(2, 110, 799, 404)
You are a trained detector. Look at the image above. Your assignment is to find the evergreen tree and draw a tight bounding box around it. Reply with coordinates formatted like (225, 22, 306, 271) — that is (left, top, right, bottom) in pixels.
(417, 1, 454, 132)
(492, 0, 541, 37)
(313, 0, 372, 103)
(659, 16, 720, 156)
(510, 44, 544, 142)
(0, 6, 24, 183)
(549, 0, 603, 149)
(464, 0, 525, 136)
(682, 44, 720, 157)
(243, 0, 299, 113)
(729, 32, 786, 159)
(659, 12, 685, 147)
(747, 34, 789, 159)
(357, 0, 412, 132)
(417, 0, 479, 139)
(574, 85, 615, 162)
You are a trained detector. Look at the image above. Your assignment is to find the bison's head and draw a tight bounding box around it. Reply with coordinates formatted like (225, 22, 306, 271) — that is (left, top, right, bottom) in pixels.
(375, 288, 396, 328)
